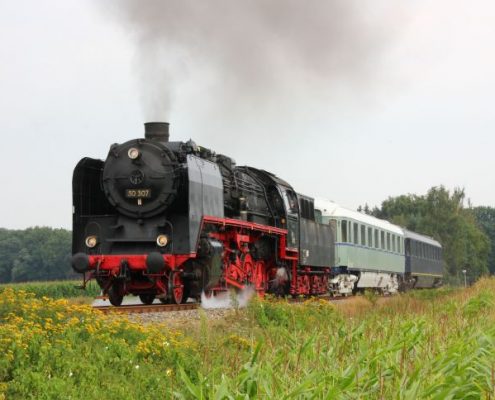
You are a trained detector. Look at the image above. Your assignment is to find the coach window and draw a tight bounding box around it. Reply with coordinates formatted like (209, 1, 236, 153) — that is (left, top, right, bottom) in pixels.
(368, 227, 372, 248)
(314, 209, 322, 224)
(398, 237, 402, 254)
(360, 225, 366, 246)
(392, 235, 396, 252)
(374, 229, 379, 248)
(381, 231, 385, 249)
(386, 233, 390, 251)
(341, 220, 348, 242)
(353, 223, 358, 244)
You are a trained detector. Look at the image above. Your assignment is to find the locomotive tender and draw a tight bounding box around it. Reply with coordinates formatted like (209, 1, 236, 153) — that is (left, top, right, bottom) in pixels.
(71, 122, 442, 305)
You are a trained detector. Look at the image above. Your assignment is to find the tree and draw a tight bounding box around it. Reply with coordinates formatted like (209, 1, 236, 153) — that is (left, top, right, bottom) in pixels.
(371, 186, 489, 280)
(0, 227, 74, 283)
(472, 206, 495, 274)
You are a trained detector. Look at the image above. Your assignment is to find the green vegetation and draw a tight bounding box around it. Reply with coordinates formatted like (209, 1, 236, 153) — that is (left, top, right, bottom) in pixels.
(472, 206, 495, 274)
(0, 227, 73, 284)
(0, 280, 99, 299)
(364, 186, 493, 283)
(2, 279, 495, 398)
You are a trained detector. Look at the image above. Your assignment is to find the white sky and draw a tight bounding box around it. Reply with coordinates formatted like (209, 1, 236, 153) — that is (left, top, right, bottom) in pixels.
(1, 0, 495, 229)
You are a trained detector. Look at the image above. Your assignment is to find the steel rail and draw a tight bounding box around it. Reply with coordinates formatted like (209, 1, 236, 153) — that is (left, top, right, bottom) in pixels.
(94, 303, 199, 314)
(92, 294, 356, 314)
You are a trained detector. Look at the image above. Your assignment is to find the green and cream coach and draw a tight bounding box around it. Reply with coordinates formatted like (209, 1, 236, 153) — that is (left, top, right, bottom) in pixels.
(315, 199, 406, 295)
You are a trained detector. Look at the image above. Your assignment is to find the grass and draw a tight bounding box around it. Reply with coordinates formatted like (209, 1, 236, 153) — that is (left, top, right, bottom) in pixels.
(1, 279, 495, 398)
(0, 280, 99, 299)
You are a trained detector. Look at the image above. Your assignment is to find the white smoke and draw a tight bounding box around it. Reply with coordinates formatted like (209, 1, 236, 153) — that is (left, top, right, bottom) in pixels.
(200, 286, 255, 309)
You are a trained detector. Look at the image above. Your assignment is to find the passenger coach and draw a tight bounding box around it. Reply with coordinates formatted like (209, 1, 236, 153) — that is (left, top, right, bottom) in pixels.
(403, 230, 443, 288)
(315, 199, 404, 295)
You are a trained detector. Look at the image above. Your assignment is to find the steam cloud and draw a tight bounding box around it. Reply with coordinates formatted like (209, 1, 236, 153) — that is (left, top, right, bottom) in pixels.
(100, 1, 403, 120)
(200, 287, 255, 309)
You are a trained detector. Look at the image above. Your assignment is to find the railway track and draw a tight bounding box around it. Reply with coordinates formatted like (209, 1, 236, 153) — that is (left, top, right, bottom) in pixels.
(93, 302, 199, 314)
(92, 294, 353, 314)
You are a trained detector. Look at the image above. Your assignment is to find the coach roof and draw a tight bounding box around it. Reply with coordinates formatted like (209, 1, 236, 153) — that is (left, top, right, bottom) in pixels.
(403, 229, 442, 248)
(314, 198, 404, 236)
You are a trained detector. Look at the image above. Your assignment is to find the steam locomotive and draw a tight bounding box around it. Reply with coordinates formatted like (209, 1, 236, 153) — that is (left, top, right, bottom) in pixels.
(72, 122, 442, 306)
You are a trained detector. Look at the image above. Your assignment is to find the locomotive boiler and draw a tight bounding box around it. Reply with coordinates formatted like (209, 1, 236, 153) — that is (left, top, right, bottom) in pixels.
(72, 122, 334, 305)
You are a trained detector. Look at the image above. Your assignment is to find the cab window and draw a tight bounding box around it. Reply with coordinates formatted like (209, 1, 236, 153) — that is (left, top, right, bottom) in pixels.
(282, 190, 298, 214)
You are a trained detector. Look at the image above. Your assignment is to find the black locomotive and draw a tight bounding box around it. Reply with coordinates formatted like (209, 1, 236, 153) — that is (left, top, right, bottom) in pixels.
(72, 122, 334, 305)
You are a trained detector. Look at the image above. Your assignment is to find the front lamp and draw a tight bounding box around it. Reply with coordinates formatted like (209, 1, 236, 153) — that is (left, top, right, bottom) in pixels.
(85, 235, 98, 248)
(128, 147, 140, 160)
(156, 235, 168, 247)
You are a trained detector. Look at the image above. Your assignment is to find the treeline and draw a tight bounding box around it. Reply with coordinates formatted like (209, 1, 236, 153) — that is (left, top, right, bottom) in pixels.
(0, 227, 75, 284)
(2, 186, 494, 284)
(360, 186, 495, 284)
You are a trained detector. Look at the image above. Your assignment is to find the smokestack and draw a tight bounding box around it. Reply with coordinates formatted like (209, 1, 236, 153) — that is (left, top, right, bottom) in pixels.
(144, 122, 170, 142)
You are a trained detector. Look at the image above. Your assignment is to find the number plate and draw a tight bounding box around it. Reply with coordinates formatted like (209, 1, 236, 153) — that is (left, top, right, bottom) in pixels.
(125, 189, 151, 198)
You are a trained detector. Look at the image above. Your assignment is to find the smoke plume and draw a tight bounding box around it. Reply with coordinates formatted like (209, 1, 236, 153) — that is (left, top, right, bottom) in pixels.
(100, 0, 403, 120)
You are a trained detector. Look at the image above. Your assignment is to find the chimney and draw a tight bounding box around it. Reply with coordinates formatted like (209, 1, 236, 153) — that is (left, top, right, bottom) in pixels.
(144, 122, 169, 142)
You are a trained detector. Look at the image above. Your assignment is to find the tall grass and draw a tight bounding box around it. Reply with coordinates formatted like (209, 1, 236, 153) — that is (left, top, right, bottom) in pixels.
(179, 280, 495, 399)
(0, 280, 99, 299)
(2, 279, 495, 398)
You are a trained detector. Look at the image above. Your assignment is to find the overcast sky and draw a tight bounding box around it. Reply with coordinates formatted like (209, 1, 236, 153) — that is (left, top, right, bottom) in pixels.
(1, 0, 494, 230)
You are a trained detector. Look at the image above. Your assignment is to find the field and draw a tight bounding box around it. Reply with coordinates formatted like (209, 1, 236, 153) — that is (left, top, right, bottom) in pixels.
(0, 280, 100, 299)
(1, 279, 495, 399)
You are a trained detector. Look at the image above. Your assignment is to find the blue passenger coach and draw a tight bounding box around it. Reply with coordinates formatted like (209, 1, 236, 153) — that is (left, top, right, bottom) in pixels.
(403, 230, 443, 288)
